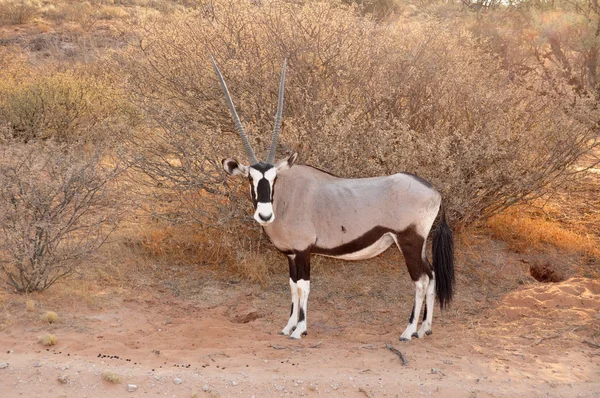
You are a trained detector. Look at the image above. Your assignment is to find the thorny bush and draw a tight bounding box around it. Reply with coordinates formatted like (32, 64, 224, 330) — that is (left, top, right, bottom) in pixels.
(0, 139, 124, 293)
(121, 0, 598, 227)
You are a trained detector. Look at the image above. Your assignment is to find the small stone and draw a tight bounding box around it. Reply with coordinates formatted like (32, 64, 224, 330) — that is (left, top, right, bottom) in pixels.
(331, 384, 340, 390)
(202, 384, 210, 392)
(231, 380, 238, 386)
(431, 368, 441, 374)
(0, 363, 8, 369)
(58, 375, 69, 384)
(33, 362, 42, 368)
(127, 384, 138, 392)
(173, 377, 182, 385)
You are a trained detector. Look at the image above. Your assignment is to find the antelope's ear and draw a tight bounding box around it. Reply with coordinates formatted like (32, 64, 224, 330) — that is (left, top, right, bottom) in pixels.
(274, 152, 298, 172)
(222, 158, 249, 176)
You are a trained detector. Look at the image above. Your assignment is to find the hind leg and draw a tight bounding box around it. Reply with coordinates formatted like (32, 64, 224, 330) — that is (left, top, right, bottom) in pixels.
(417, 270, 435, 338)
(395, 228, 432, 341)
(400, 273, 429, 340)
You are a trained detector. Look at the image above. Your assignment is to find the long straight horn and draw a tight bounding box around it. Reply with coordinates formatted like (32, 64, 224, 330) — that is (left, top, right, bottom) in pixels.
(211, 55, 259, 165)
(266, 59, 287, 165)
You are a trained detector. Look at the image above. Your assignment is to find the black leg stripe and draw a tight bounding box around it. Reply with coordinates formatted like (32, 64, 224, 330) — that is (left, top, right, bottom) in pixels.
(408, 305, 415, 324)
(423, 304, 428, 322)
(298, 307, 305, 323)
(290, 303, 294, 317)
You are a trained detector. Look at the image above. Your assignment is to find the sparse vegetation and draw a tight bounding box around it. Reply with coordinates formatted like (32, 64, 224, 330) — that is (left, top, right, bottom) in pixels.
(41, 311, 58, 323)
(38, 333, 57, 346)
(101, 370, 121, 384)
(0, 68, 140, 143)
(0, 0, 596, 287)
(0, 140, 124, 293)
(122, 0, 598, 227)
(0, 1, 598, 395)
(0, 0, 41, 25)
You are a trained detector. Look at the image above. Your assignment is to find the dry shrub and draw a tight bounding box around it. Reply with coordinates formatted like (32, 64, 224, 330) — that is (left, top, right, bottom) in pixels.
(101, 370, 121, 383)
(0, 65, 140, 143)
(0, 0, 41, 25)
(0, 140, 125, 293)
(41, 311, 59, 323)
(38, 333, 57, 346)
(120, 0, 598, 229)
(487, 206, 600, 259)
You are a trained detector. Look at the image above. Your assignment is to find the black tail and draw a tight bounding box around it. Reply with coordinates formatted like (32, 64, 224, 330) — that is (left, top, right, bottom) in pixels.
(432, 203, 454, 309)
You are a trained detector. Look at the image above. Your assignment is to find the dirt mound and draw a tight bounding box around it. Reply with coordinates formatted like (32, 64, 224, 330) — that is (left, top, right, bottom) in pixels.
(494, 277, 600, 324)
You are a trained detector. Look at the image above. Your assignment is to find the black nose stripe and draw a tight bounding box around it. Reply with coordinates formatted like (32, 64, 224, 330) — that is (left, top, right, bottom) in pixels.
(256, 178, 271, 203)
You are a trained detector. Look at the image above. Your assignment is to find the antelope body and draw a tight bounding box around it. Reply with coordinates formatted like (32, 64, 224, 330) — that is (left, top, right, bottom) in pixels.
(214, 57, 455, 341)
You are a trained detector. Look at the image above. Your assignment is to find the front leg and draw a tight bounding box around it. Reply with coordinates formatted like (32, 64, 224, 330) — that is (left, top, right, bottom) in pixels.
(281, 255, 299, 335)
(290, 251, 310, 340)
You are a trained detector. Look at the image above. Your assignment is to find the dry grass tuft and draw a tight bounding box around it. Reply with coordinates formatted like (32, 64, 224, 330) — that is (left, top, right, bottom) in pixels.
(487, 206, 600, 259)
(101, 370, 121, 384)
(41, 311, 58, 323)
(38, 333, 57, 346)
(26, 299, 35, 312)
(127, 222, 282, 286)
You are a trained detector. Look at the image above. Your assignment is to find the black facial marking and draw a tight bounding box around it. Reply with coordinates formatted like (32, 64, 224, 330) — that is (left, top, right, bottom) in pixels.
(248, 163, 275, 208)
(252, 162, 273, 173)
(298, 307, 305, 323)
(248, 175, 257, 207)
(256, 178, 271, 203)
(341, 226, 346, 233)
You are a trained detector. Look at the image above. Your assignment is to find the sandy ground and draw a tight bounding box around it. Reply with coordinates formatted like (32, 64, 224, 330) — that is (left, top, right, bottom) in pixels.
(1, 255, 599, 398)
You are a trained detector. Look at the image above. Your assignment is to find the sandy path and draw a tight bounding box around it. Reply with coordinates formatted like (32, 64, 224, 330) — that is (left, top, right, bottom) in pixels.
(1, 276, 599, 397)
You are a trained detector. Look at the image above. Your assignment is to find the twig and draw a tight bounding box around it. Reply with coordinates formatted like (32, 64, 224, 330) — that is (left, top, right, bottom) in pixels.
(201, 353, 229, 361)
(531, 334, 560, 346)
(310, 340, 323, 349)
(269, 344, 288, 350)
(359, 344, 376, 350)
(358, 386, 371, 397)
(583, 340, 600, 349)
(385, 343, 408, 366)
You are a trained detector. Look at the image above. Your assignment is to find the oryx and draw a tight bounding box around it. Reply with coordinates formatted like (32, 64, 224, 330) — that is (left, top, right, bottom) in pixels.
(213, 57, 455, 341)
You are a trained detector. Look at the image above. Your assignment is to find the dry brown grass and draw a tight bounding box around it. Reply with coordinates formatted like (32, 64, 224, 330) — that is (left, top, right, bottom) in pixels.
(126, 222, 281, 286)
(487, 206, 600, 259)
(38, 333, 57, 346)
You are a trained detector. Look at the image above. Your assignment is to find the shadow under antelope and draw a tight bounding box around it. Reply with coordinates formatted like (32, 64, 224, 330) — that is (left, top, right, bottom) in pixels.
(213, 57, 455, 341)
